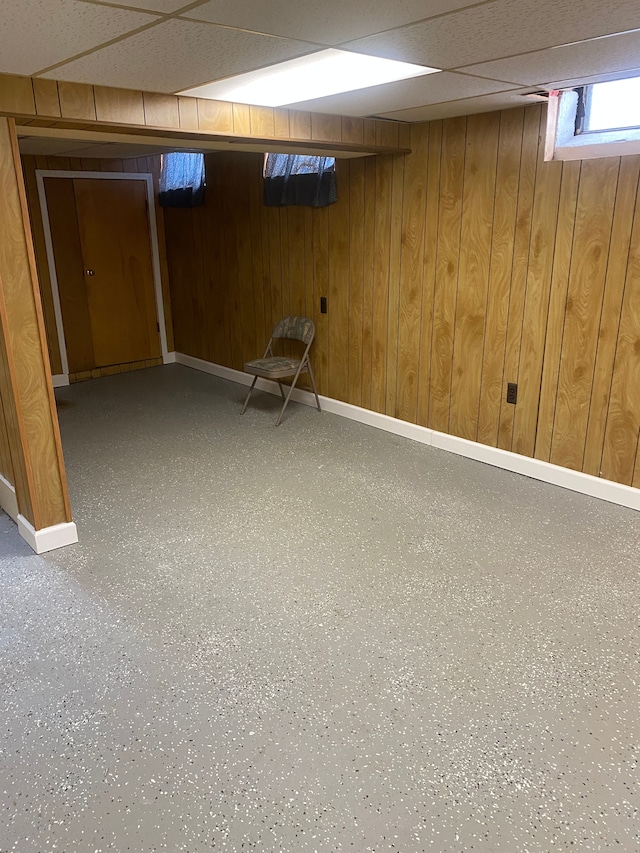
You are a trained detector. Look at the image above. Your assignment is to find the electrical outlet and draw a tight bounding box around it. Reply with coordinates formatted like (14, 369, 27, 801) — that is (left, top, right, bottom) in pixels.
(320, 296, 327, 314)
(506, 382, 518, 405)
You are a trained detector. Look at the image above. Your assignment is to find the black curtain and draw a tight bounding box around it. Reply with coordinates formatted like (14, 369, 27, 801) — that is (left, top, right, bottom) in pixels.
(263, 154, 337, 208)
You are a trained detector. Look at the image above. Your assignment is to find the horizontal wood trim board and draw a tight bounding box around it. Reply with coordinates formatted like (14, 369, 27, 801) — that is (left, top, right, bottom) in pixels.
(174, 353, 640, 513)
(0, 72, 409, 156)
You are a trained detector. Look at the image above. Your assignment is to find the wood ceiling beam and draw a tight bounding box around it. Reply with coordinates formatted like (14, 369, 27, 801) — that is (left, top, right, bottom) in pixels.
(0, 73, 411, 156)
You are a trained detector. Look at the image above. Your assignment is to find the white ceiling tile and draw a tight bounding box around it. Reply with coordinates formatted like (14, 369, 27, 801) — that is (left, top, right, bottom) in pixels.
(379, 90, 541, 122)
(65, 142, 163, 157)
(343, 0, 640, 70)
(18, 136, 93, 155)
(183, 0, 476, 45)
(40, 19, 316, 92)
(543, 66, 640, 91)
(0, 0, 156, 76)
(462, 30, 640, 88)
(287, 73, 520, 117)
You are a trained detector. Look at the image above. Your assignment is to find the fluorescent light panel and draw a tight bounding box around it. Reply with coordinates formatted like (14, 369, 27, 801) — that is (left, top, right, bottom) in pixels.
(179, 49, 440, 106)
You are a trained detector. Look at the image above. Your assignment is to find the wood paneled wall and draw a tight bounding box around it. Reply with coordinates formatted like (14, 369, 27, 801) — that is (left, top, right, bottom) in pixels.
(1, 73, 407, 156)
(165, 103, 640, 489)
(21, 153, 173, 375)
(0, 118, 71, 530)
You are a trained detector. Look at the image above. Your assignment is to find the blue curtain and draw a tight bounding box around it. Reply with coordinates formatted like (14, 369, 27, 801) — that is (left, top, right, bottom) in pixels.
(159, 152, 205, 208)
(263, 154, 337, 208)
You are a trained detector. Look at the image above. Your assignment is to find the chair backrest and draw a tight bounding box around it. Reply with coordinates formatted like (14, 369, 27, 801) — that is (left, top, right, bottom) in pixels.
(272, 316, 315, 346)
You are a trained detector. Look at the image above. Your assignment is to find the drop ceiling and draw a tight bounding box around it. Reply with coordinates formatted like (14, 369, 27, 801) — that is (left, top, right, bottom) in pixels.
(2, 0, 640, 122)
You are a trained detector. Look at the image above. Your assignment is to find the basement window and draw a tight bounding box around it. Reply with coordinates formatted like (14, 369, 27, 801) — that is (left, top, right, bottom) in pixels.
(582, 77, 640, 132)
(159, 152, 205, 208)
(546, 75, 640, 162)
(263, 153, 337, 208)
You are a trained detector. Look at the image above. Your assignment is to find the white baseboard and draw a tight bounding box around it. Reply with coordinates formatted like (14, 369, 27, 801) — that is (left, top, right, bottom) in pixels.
(175, 352, 640, 513)
(52, 374, 70, 387)
(17, 515, 79, 554)
(163, 351, 177, 364)
(0, 472, 19, 522)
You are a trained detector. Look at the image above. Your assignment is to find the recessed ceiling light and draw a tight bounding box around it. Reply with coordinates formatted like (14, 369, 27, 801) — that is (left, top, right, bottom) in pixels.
(179, 49, 440, 106)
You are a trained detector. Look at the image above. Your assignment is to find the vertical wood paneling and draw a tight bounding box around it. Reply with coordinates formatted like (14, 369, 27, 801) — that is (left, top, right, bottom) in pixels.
(0, 76, 35, 114)
(396, 123, 428, 424)
(178, 96, 199, 130)
(361, 157, 376, 410)
(312, 206, 329, 392)
(385, 153, 404, 416)
(583, 156, 640, 476)
(429, 116, 466, 433)
(21, 156, 63, 374)
(600, 201, 640, 485)
(58, 82, 96, 121)
(370, 155, 392, 414)
(549, 158, 619, 471)
(0, 117, 71, 529)
(449, 112, 499, 440)
(311, 114, 341, 143)
(512, 127, 563, 458)
(274, 109, 290, 138)
(161, 106, 640, 490)
(327, 162, 350, 402)
(477, 108, 524, 446)
(290, 111, 311, 140)
(248, 157, 266, 354)
(348, 159, 365, 406)
(197, 99, 233, 133)
(342, 117, 364, 145)
(94, 86, 144, 125)
(33, 79, 61, 118)
(233, 158, 257, 367)
(533, 160, 580, 461)
(497, 106, 541, 451)
(416, 121, 441, 427)
(232, 104, 251, 136)
(143, 92, 179, 128)
(250, 106, 275, 138)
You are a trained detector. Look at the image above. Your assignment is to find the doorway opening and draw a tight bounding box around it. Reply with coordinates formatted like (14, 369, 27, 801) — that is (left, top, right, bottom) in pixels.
(36, 170, 169, 383)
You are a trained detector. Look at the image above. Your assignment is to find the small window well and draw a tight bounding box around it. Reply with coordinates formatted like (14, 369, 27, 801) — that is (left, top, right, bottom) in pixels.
(159, 152, 205, 208)
(546, 75, 640, 162)
(263, 153, 337, 208)
(582, 77, 640, 133)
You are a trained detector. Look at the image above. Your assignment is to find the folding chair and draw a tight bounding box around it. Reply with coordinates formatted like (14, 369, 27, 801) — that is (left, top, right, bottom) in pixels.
(241, 316, 321, 426)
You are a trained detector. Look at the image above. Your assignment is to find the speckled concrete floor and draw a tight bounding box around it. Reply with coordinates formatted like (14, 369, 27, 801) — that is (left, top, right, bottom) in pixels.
(1, 364, 639, 852)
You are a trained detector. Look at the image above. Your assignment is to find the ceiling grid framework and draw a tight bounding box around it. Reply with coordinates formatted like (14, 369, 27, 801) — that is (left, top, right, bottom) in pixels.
(0, 0, 639, 122)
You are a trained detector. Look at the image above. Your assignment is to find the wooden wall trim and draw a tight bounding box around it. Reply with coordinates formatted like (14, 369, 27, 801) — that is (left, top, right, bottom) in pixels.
(0, 73, 410, 156)
(0, 117, 72, 530)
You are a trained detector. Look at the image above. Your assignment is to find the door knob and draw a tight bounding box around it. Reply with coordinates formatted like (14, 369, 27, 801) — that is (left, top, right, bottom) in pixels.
(85, 269, 95, 276)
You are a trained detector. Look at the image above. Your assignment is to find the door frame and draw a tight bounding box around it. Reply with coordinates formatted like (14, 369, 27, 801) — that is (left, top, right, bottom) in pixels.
(35, 170, 170, 380)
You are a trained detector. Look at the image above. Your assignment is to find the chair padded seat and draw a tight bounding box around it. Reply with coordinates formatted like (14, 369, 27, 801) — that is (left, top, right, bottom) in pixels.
(244, 356, 301, 378)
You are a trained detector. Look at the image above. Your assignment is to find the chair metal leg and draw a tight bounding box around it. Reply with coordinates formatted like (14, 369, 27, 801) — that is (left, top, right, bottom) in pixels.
(306, 361, 322, 412)
(241, 376, 258, 414)
(277, 380, 286, 400)
(275, 381, 297, 426)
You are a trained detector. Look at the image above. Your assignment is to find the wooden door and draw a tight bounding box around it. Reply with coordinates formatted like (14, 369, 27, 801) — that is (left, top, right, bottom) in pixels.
(45, 177, 161, 372)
